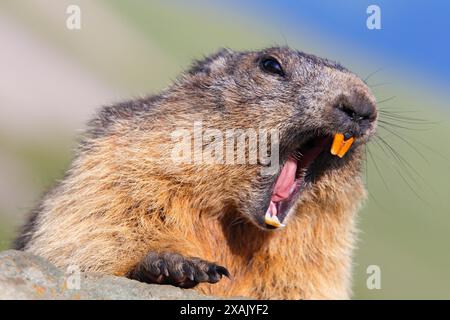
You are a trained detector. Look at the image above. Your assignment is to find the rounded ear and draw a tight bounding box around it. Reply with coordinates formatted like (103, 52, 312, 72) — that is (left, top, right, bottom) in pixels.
(188, 48, 234, 75)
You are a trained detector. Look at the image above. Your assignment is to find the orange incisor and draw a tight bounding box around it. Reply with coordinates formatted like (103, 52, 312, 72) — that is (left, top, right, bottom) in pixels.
(330, 133, 354, 158)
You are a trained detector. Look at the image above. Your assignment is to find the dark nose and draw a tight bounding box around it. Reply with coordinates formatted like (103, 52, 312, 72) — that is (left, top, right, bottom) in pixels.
(336, 100, 377, 123)
(333, 90, 377, 137)
(333, 94, 377, 137)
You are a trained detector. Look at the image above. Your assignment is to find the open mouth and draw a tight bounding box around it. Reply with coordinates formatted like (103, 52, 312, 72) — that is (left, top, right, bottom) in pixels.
(264, 133, 354, 229)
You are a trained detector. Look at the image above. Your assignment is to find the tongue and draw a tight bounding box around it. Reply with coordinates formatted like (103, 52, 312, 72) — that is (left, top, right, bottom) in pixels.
(271, 158, 297, 202)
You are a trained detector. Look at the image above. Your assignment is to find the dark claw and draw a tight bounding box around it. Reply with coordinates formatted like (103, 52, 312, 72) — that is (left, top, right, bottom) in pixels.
(183, 263, 195, 282)
(193, 267, 209, 283)
(216, 265, 231, 278)
(161, 263, 169, 277)
(207, 265, 221, 283)
(128, 252, 230, 289)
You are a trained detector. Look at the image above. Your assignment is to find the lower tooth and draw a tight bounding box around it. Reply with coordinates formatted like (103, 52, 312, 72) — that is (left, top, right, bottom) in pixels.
(264, 210, 285, 228)
(289, 185, 296, 195)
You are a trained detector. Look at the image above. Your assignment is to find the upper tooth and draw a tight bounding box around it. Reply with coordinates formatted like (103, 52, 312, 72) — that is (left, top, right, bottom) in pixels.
(331, 133, 354, 158)
(331, 133, 344, 155)
(337, 137, 354, 158)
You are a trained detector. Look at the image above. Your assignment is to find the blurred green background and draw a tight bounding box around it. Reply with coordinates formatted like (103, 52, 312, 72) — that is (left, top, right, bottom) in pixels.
(0, 0, 449, 299)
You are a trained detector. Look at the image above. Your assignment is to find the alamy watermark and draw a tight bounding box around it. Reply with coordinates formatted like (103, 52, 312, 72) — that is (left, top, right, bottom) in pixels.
(366, 4, 381, 30)
(22, 264, 81, 292)
(66, 5, 81, 30)
(170, 121, 280, 176)
(65, 265, 81, 290)
(366, 265, 381, 290)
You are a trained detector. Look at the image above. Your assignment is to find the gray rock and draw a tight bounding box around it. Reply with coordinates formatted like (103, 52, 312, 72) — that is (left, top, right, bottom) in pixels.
(0, 250, 230, 300)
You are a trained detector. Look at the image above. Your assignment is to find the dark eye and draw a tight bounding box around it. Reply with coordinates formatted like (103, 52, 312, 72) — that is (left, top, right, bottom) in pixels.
(260, 57, 285, 77)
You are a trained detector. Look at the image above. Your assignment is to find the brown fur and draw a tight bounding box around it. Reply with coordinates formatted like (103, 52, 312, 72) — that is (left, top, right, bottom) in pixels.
(15, 47, 376, 299)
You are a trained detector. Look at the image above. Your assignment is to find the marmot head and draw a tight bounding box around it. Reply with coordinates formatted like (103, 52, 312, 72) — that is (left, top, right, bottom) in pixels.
(104, 47, 377, 231)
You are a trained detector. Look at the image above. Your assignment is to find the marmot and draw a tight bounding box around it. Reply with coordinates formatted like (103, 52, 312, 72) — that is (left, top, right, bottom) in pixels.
(14, 47, 377, 299)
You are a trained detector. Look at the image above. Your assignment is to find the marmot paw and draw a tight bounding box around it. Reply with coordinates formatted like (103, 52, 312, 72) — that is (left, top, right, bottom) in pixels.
(128, 252, 230, 289)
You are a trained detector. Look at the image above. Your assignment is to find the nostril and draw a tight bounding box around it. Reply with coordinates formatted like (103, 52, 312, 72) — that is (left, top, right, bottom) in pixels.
(336, 102, 376, 122)
(339, 103, 357, 120)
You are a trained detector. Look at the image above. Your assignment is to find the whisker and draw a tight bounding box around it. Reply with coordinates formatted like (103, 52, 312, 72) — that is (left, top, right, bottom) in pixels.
(229, 216, 247, 228)
(364, 67, 384, 84)
(377, 125, 430, 164)
(365, 146, 390, 212)
(378, 121, 432, 132)
(373, 136, 430, 205)
(291, 150, 303, 161)
(378, 111, 436, 124)
(364, 145, 369, 184)
(378, 107, 421, 114)
(375, 135, 430, 194)
(366, 144, 389, 191)
(400, 134, 450, 163)
(369, 82, 392, 88)
(377, 96, 396, 105)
